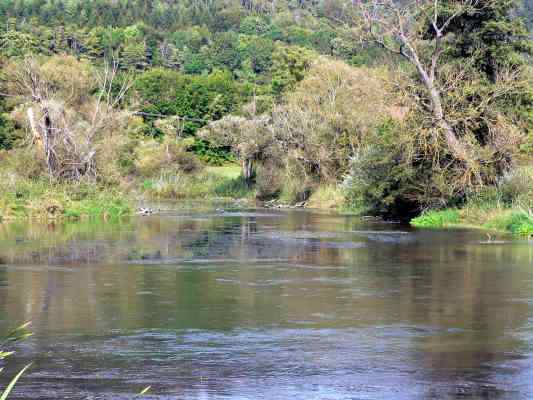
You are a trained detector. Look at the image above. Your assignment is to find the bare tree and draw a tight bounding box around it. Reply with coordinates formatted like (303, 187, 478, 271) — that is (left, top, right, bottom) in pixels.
(7, 56, 131, 181)
(355, 0, 486, 163)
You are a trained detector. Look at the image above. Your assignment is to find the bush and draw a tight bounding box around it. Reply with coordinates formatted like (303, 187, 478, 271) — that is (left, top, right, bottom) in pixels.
(483, 211, 533, 237)
(240, 16, 271, 36)
(133, 137, 201, 177)
(307, 185, 344, 209)
(498, 167, 533, 209)
(0, 147, 46, 180)
(255, 161, 282, 200)
(0, 114, 17, 150)
(463, 166, 533, 212)
(273, 59, 394, 185)
(342, 122, 416, 216)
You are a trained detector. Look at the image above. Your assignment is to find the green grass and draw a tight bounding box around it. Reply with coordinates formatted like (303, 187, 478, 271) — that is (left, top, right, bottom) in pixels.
(0, 178, 131, 221)
(411, 207, 533, 237)
(307, 185, 345, 209)
(411, 209, 460, 228)
(411, 166, 533, 237)
(204, 165, 242, 179)
(142, 164, 254, 200)
(484, 211, 533, 237)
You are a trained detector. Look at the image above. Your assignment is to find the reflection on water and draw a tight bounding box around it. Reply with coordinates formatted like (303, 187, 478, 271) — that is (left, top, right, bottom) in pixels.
(0, 207, 532, 399)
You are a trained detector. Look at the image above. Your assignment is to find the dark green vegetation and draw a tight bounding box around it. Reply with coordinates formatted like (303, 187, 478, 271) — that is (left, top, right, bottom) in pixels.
(0, 0, 531, 235)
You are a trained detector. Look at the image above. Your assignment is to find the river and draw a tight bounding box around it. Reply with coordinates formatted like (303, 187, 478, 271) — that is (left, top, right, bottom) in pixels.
(0, 206, 532, 399)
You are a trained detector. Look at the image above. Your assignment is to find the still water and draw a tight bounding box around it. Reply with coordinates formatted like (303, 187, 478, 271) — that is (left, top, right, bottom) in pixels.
(0, 206, 532, 399)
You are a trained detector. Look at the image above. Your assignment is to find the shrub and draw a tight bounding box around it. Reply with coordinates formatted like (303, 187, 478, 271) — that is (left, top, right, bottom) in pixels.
(342, 122, 417, 216)
(255, 161, 282, 200)
(498, 167, 533, 209)
(0, 114, 17, 150)
(307, 185, 344, 209)
(485, 211, 533, 237)
(273, 59, 393, 183)
(240, 16, 271, 36)
(133, 137, 201, 177)
(0, 147, 46, 180)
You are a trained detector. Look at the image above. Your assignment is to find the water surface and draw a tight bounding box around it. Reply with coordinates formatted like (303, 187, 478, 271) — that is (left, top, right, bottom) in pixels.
(0, 206, 532, 399)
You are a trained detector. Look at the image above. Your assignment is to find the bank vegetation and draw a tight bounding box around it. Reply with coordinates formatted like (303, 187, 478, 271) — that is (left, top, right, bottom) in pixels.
(0, 0, 531, 235)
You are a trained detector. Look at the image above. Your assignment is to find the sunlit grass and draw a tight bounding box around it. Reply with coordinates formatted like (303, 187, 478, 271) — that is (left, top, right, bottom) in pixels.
(411, 209, 460, 228)
(142, 164, 253, 200)
(411, 207, 533, 237)
(0, 177, 131, 221)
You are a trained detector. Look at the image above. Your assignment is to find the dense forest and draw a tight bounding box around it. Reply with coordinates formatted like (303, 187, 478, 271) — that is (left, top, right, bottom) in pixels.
(0, 0, 532, 233)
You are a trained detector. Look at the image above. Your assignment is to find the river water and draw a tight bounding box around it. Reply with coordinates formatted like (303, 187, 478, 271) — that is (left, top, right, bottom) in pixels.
(0, 206, 532, 399)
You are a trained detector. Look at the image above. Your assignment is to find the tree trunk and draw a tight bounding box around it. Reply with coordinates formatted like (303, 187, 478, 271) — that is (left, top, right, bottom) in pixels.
(27, 106, 59, 177)
(41, 106, 60, 177)
(417, 66, 471, 162)
(242, 158, 254, 186)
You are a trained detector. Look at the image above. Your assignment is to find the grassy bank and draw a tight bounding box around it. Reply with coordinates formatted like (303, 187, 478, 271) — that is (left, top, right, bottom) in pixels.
(140, 164, 255, 201)
(0, 178, 131, 221)
(411, 207, 533, 237)
(411, 167, 533, 237)
(0, 164, 252, 222)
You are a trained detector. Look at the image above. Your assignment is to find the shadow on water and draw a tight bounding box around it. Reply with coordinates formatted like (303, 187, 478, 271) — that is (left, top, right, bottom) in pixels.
(0, 205, 532, 399)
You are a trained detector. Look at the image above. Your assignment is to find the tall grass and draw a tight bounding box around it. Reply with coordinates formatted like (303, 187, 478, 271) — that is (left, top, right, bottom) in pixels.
(0, 177, 131, 221)
(1, 322, 32, 399)
(410, 167, 533, 237)
(307, 185, 345, 209)
(142, 165, 254, 200)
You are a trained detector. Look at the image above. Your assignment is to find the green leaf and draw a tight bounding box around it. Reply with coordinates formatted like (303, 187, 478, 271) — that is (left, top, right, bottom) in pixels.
(138, 386, 151, 395)
(0, 363, 32, 400)
(0, 352, 14, 360)
(1, 322, 32, 346)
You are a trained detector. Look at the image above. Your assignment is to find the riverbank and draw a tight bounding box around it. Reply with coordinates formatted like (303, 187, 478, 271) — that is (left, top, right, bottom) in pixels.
(411, 166, 533, 237)
(411, 207, 533, 237)
(0, 165, 252, 221)
(0, 179, 131, 221)
(1, 163, 531, 240)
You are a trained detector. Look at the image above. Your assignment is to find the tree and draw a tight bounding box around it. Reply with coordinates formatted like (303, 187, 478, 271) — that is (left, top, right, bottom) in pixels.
(134, 68, 238, 136)
(120, 40, 148, 70)
(199, 109, 275, 184)
(356, 0, 482, 165)
(443, 0, 532, 81)
(343, 0, 532, 209)
(0, 30, 40, 57)
(239, 15, 271, 35)
(6, 56, 131, 180)
(208, 31, 241, 71)
(271, 44, 314, 95)
(272, 58, 394, 182)
(239, 35, 274, 73)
